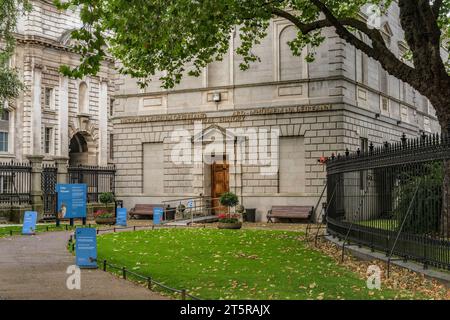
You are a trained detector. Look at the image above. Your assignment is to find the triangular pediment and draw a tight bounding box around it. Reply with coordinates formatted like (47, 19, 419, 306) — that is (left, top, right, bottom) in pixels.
(191, 124, 236, 143)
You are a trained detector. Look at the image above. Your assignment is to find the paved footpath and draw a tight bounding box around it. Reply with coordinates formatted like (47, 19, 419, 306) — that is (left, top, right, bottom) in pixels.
(0, 231, 168, 300)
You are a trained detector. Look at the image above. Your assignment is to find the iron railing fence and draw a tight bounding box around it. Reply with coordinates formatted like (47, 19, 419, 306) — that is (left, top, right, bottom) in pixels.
(42, 164, 57, 218)
(68, 165, 116, 203)
(326, 133, 450, 270)
(0, 161, 32, 206)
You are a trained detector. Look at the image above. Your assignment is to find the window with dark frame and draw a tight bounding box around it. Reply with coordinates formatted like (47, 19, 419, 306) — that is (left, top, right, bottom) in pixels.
(0, 108, 9, 152)
(0, 132, 8, 152)
(44, 87, 53, 109)
(109, 133, 114, 160)
(44, 127, 53, 154)
(110, 98, 115, 117)
(1, 109, 9, 121)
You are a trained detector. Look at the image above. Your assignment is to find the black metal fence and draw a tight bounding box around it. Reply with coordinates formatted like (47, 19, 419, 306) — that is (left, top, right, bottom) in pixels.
(326, 133, 450, 270)
(0, 161, 32, 206)
(68, 165, 116, 203)
(41, 164, 57, 218)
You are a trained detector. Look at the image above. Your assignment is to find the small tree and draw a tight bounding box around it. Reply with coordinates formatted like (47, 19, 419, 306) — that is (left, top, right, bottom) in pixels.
(219, 192, 239, 218)
(99, 192, 115, 213)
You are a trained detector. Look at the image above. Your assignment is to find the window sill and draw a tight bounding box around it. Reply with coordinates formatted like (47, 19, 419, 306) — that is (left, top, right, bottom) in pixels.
(0, 153, 15, 158)
(42, 108, 57, 115)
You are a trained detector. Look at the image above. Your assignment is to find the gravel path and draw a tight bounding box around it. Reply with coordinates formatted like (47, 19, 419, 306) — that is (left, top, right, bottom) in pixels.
(0, 231, 168, 300)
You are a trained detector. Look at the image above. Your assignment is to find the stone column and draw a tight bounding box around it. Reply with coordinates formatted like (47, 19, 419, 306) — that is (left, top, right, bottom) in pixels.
(58, 76, 69, 157)
(31, 66, 42, 155)
(54, 156, 69, 184)
(27, 155, 44, 219)
(98, 80, 108, 166)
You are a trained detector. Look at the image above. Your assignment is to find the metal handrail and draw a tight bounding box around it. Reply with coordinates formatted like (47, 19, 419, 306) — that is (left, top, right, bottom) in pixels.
(306, 184, 327, 237)
(162, 196, 225, 223)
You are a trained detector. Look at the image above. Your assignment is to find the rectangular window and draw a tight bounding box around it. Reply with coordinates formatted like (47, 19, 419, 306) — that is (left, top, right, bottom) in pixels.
(380, 96, 390, 115)
(401, 106, 409, 122)
(379, 66, 388, 94)
(44, 87, 54, 109)
(0, 132, 8, 152)
(424, 117, 431, 133)
(44, 127, 53, 154)
(110, 98, 115, 117)
(109, 133, 114, 160)
(1, 109, 9, 121)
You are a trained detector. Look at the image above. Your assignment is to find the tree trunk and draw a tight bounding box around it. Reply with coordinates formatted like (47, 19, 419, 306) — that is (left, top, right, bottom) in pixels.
(436, 94, 450, 238)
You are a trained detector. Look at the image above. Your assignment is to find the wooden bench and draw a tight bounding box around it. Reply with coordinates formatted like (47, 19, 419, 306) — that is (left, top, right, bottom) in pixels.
(267, 205, 314, 223)
(129, 204, 163, 219)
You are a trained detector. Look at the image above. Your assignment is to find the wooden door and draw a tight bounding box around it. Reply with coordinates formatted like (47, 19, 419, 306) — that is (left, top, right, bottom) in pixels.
(211, 162, 229, 215)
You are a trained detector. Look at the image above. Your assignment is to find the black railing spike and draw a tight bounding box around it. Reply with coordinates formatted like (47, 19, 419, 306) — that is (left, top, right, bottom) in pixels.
(401, 134, 407, 147)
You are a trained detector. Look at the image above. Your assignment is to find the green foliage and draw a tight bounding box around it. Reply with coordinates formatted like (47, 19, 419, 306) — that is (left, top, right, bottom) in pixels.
(394, 162, 443, 235)
(99, 192, 115, 207)
(219, 192, 239, 207)
(52, 0, 446, 91)
(0, 0, 31, 101)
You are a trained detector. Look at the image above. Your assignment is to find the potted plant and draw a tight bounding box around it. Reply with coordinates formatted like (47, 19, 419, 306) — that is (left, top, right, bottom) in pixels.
(95, 192, 116, 225)
(217, 192, 242, 229)
(176, 203, 186, 220)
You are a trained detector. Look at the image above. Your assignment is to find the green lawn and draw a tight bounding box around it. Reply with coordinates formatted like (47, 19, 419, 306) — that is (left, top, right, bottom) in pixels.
(97, 228, 427, 300)
(0, 223, 94, 238)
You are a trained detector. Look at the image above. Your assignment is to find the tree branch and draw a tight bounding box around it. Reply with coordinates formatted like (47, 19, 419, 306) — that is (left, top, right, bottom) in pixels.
(271, 4, 419, 90)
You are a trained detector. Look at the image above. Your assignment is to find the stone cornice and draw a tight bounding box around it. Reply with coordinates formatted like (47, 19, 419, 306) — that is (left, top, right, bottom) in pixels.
(112, 75, 437, 121)
(15, 34, 114, 63)
(115, 104, 334, 125)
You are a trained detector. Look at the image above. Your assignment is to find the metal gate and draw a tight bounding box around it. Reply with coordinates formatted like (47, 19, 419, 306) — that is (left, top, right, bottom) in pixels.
(41, 165, 57, 219)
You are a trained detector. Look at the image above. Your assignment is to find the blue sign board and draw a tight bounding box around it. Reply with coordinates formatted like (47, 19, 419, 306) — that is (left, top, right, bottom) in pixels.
(75, 228, 97, 268)
(153, 207, 164, 225)
(187, 199, 194, 208)
(56, 184, 87, 219)
(116, 207, 127, 226)
(22, 211, 37, 235)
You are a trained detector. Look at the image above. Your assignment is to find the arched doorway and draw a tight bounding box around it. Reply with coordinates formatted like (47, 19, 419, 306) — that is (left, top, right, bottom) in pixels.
(69, 132, 97, 166)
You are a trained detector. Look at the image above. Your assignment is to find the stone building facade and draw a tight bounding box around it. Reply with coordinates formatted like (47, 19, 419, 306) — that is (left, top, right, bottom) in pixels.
(0, 0, 115, 167)
(111, 4, 440, 221)
(112, 5, 442, 221)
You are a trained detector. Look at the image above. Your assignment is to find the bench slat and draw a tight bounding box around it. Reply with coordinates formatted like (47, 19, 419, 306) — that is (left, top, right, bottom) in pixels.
(130, 204, 163, 217)
(267, 205, 313, 222)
